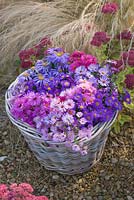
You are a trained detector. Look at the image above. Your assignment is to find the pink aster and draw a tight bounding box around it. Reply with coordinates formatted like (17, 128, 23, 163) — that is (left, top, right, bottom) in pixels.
(78, 80, 97, 94)
(82, 93, 95, 104)
(62, 113, 74, 124)
(64, 99, 75, 110)
(80, 54, 97, 67)
(79, 117, 87, 125)
(69, 51, 85, 62)
(58, 101, 67, 112)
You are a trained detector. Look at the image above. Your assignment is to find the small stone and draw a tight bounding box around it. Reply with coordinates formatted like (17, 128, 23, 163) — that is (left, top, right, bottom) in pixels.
(50, 192, 54, 197)
(86, 197, 92, 200)
(52, 175, 60, 180)
(4, 140, 10, 145)
(95, 185, 101, 192)
(78, 178, 83, 184)
(3, 131, 7, 136)
(111, 158, 118, 164)
(98, 196, 103, 200)
(0, 156, 7, 162)
(127, 196, 133, 200)
(105, 175, 111, 181)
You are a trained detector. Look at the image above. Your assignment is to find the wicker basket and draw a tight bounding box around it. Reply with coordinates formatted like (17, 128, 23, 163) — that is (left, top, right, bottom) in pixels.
(5, 80, 118, 175)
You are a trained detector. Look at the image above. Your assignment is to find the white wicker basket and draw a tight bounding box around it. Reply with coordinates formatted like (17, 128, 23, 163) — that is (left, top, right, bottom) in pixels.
(5, 80, 118, 175)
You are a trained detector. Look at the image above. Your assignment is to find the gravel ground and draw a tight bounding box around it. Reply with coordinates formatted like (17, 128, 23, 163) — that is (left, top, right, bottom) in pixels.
(0, 76, 134, 200)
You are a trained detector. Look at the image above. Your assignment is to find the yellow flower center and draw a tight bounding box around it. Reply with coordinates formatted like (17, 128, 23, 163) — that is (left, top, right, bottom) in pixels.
(96, 102, 99, 106)
(64, 81, 70, 86)
(23, 72, 29, 77)
(47, 87, 51, 90)
(82, 97, 86, 102)
(38, 74, 44, 80)
(56, 52, 64, 57)
(31, 66, 35, 70)
(80, 105, 84, 109)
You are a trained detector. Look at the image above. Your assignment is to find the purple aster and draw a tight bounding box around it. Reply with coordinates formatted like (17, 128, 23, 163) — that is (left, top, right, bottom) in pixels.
(33, 73, 46, 88)
(98, 76, 110, 87)
(72, 144, 81, 152)
(35, 60, 48, 74)
(62, 113, 75, 125)
(79, 117, 88, 125)
(73, 93, 83, 102)
(123, 91, 131, 104)
(113, 101, 122, 110)
(88, 63, 99, 72)
(98, 66, 110, 76)
(46, 47, 69, 65)
(83, 111, 93, 123)
(92, 99, 103, 109)
(105, 96, 114, 107)
(18, 71, 32, 82)
(80, 149, 88, 156)
(75, 66, 87, 75)
(67, 131, 75, 142)
(52, 132, 66, 142)
(104, 110, 114, 121)
(61, 79, 71, 89)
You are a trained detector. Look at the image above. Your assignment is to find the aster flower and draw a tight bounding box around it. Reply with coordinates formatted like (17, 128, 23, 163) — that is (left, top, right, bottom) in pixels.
(33, 73, 46, 88)
(75, 66, 87, 75)
(98, 76, 110, 87)
(58, 101, 67, 112)
(123, 91, 131, 104)
(35, 60, 48, 74)
(64, 99, 75, 110)
(53, 132, 66, 142)
(79, 117, 87, 125)
(98, 66, 110, 76)
(46, 47, 69, 65)
(72, 144, 81, 152)
(88, 64, 99, 72)
(61, 79, 71, 89)
(62, 113, 74, 124)
(76, 112, 83, 118)
(69, 51, 85, 62)
(18, 71, 32, 82)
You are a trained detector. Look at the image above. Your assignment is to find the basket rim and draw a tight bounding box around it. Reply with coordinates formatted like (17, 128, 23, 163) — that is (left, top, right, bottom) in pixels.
(5, 79, 118, 145)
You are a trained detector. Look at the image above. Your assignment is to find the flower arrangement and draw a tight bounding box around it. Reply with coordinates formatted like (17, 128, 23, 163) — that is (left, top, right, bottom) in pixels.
(0, 183, 48, 200)
(9, 47, 131, 155)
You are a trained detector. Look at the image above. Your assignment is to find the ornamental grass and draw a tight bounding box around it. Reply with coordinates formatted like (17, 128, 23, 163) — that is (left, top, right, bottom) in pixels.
(0, 0, 134, 74)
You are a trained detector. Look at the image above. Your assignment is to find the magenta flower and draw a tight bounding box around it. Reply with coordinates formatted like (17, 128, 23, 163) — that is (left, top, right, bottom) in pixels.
(117, 30, 133, 40)
(0, 183, 49, 200)
(122, 50, 134, 67)
(91, 32, 110, 47)
(125, 74, 134, 89)
(102, 2, 119, 14)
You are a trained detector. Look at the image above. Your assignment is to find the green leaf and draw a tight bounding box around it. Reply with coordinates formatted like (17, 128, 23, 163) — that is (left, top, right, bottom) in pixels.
(119, 114, 132, 126)
(113, 120, 120, 133)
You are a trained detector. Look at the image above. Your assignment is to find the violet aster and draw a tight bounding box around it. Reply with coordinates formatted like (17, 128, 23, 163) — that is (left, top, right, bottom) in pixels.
(46, 47, 69, 65)
(98, 76, 110, 87)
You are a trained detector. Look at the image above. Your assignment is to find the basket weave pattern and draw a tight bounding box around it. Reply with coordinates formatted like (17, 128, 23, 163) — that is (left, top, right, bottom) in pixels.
(5, 81, 118, 175)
